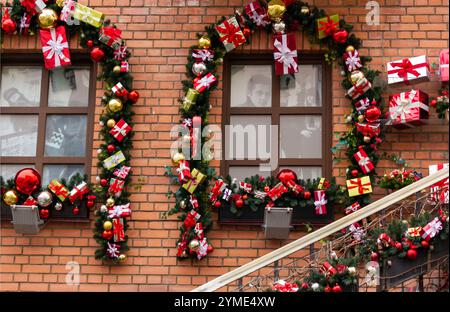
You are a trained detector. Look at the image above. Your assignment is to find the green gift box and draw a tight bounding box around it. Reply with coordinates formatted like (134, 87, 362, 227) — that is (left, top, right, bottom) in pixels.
(182, 168, 206, 194)
(182, 88, 199, 111)
(73, 2, 105, 28)
(316, 14, 339, 39)
(103, 150, 126, 170)
(48, 179, 69, 202)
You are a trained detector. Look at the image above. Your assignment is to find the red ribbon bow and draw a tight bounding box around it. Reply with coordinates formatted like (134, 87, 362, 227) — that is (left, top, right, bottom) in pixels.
(113, 220, 125, 241)
(349, 178, 371, 195)
(319, 16, 339, 36)
(388, 58, 424, 83)
(216, 20, 246, 47)
(101, 26, 122, 40)
(21, 0, 38, 16)
(52, 183, 68, 197)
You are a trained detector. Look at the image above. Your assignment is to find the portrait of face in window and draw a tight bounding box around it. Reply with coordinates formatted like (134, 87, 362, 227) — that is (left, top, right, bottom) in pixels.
(231, 65, 272, 107)
(280, 64, 322, 107)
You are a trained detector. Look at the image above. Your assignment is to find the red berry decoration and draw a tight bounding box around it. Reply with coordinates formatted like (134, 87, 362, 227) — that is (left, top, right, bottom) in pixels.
(90, 47, 105, 62)
(395, 242, 403, 250)
(406, 249, 418, 260)
(72, 207, 80, 215)
(40, 209, 49, 219)
(242, 194, 248, 200)
(100, 178, 108, 187)
(301, 282, 309, 289)
(332, 284, 343, 293)
(207, 245, 214, 253)
(235, 199, 244, 208)
(332, 29, 348, 44)
(324, 285, 332, 292)
(128, 90, 140, 103)
(86, 40, 94, 48)
(421, 240, 429, 249)
(214, 201, 221, 208)
(303, 191, 311, 200)
(264, 186, 270, 192)
(370, 251, 379, 261)
(107, 144, 115, 153)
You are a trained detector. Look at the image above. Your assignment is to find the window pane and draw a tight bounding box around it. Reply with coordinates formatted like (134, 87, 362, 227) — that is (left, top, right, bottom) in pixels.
(280, 65, 322, 107)
(44, 115, 87, 157)
(0, 164, 35, 181)
(42, 165, 84, 186)
(228, 115, 272, 160)
(0, 115, 38, 156)
(279, 166, 322, 180)
(231, 65, 272, 107)
(0, 66, 42, 107)
(280, 115, 322, 159)
(48, 68, 90, 107)
(229, 166, 272, 181)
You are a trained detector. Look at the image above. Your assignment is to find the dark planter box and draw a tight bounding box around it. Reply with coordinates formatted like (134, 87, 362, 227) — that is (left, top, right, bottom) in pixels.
(342, 283, 359, 292)
(218, 202, 334, 225)
(381, 239, 449, 289)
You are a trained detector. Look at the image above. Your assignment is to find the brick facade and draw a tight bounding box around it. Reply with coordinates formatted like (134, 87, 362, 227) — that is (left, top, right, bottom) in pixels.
(0, 0, 448, 291)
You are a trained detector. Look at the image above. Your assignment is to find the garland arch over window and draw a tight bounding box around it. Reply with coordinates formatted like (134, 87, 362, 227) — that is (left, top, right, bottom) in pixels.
(1, 0, 138, 264)
(165, 0, 387, 261)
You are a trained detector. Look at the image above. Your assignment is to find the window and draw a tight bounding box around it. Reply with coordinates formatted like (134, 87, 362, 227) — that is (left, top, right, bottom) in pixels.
(222, 54, 332, 181)
(0, 54, 95, 218)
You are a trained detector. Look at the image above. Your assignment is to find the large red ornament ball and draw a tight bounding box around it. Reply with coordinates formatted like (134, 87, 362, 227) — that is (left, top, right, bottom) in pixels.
(332, 285, 343, 293)
(90, 47, 105, 62)
(365, 106, 381, 123)
(332, 29, 348, 44)
(128, 90, 140, 103)
(406, 249, 418, 260)
(15, 168, 41, 195)
(277, 169, 298, 184)
(303, 191, 311, 200)
(107, 144, 115, 153)
(2, 18, 16, 34)
(370, 251, 379, 261)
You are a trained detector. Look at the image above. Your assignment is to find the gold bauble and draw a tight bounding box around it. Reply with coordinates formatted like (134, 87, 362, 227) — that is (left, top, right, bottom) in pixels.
(38, 9, 58, 29)
(106, 119, 116, 128)
(113, 66, 121, 74)
(198, 36, 211, 49)
(118, 254, 127, 263)
(300, 6, 310, 14)
(267, 0, 286, 22)
(103, 221, 113, 231)
(108, 98, 123, 113)
(357, 115, 365, 123)
(346, 45, 355, 53)
(106, 197, 115, 207)
(188, 239, 200, 252)
(171, 152, 185, 166)
(3, 190, 18, 206)
(349, 70, 365, 85)
(56, 0, 65, 7)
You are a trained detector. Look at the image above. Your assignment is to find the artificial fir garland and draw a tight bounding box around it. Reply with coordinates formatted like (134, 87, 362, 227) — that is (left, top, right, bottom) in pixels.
(1, 0, 137, 263)
(166, 0, 388, 261)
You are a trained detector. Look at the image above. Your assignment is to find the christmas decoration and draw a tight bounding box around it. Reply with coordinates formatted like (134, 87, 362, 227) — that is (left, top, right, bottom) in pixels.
(111, 82, 128, 98)
(99, 25, 122, 49)
(192, 49, 214, 62)
(112, 218, 125, 242)
(15, 168, 41, 195)
(332, 29, 348, 44)
(37, 8, 57, 29)
(421, 217, 443, 241)
(215, 16, 246, 52)
(267, 182, 288, 201)
(3, 190, 18, 206)
(68, 181, 89, 203)
(90, 47, 105, 62)
(347, 77, 371, 100)
(171, 152, 185, 166)
(244, 1, 270, 28)
(387, 55, 430, 85)
(109, 119, 131, 142)
(343, 49, 362, 72)
(198, 36, 211, 49)
(355, 97, 370, 113)
(439, 49, 449, 82)
(353, 146, 374, 174)
(103, 150, 126, 170)
(314, 190, 327, 215)
(2, 8, 16, 34)
(182, 88, 199, 111)
(193, 73, 217, 93)
(346, 176, 372, 197)
(388, 89, 429, 128)
(128, 90, 139, 103)
(345, 202, 360, 215)
(108, 203, 132, 219)
(36, 190, 53, 207)
(192, 62, 207, 76)
(429, 87, 449, 119)
(113, 166, 131, 180)
(429, 163, 449, 204)
(108, 178, 124, 197)
(273, 32, 298, 76)
(176, 160, 191, 184)
(182, 168, 206, 194)
(378, 168, 422, 190)
(272, 280, 299, 292)
(72, 2, 105, 28)
(316, 14, 339, 39)
(59, 0, 76, 23)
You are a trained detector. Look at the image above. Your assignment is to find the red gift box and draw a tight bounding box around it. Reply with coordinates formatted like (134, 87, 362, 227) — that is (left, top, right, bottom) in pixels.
(99, 26, 122, 50)
(388, 89, 429, 128)
(108, 178, 124, 197)
(440, 49, 449, 82)
(108, 203, 132, 219)
(266, 182, 288, 201)
(176, 160, 191, 184)
(190, 195, 199, 209)
(192, 49, 214, 62)
(354, 146, 374, 174)
(40, 26, 71, 70)
(429, 163, 449, 204)
(421, 217, 443, 241)
(109, 119, 131, 142)
(320, 261, 337, 277)
(343, 49, 362, 72)
(113, 165, 131, 179)
(112, 218, 125, 242)
(193, 73, 217, 93)
(314, 190, 327, 215)
(347, 78, 371, 100)
(184, 210, 201, 229)
(209, 179, 226, 204)
(345, 202, 361, 215)
(245, 1, 270, 28)
(68, 181, 89, 203)
(273, 33, 299, 76)
(355, 97, 370, 113)
(120, 61, 129, 72)
(111, 82, 128, 98)
(356, 122, 380, 138)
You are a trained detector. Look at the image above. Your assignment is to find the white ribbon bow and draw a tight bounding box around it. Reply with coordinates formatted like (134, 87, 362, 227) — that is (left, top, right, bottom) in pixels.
(106, 242, 120, 258)
(422, 217, 443, 239)
(358, 155, 371, 172)
(196, 75, 216, 90)
(248, 3, 270, 27)
(111, 123, 129, 138)
(273, 35, 298, 75)
(176, 161, 189, 175)
(314, 192, 328, 212)
(108, 203, 131, 219)
(196, 238, 209, 260)
(60, 0, 75, 22)
(42, 28, 70, 68)
(345, 50, 362, 72)
(254, 191, 266, 199)
(390, 89, 429, 123)
(19, 13, 29, 34)
(192, 50, 213, 62)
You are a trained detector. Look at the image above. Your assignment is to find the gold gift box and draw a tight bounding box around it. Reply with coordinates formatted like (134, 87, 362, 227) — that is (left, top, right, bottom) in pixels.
(316, 14, 339, 40)
(346, 176, 372, 197)
(182, 168, 206, 194)
(73, 3, 105, 28)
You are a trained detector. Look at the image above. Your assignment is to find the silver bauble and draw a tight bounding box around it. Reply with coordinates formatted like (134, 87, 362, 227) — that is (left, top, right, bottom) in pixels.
(100, 205, 108, 213)
(54, 202, 63, 211)
(192, 62, 207, 76)
(37, 191, 53, 207)
(273, 21, 286, 33)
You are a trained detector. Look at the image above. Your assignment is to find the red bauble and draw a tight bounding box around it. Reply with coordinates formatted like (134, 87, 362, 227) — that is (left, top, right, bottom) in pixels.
(235, 199, 244, 208)
(40, 209, 49, 219)
(395, 242, 403, 250)
(406, 249, 418, 260)
(72, 207, 80, 215)
(351, 169, 359, 177)
(90, 47, 105, 62)
(264, 186, 270, 192)
(100, 179, 108, 187)
(332, 285, 343, 293)
(2, 18, 16, 34)
(107, 144, 115, 153)
(243, 27, 251, 37)
(370, 251, 379, 261)
(207, 245, 214, 253)
(277, 169, 298, 184)
(86, 40, 94, 48)
(332, 29, 348, 44)
(301, 282, 309, 289)
(102, 230, 113, 239)
(303, 191, 311, 200)
(365, 106, 381, 123)
(128, 90, 140, 103)
(324, 285, 332, 292)
(214, 201, 221, 208)
(242, 194, 248, 200)
(421, 240, 429, 249)
(15, 168, 41, 195)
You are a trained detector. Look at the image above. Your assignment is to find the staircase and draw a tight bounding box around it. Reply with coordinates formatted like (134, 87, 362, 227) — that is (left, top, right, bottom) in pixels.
(192, 167, 449, 292)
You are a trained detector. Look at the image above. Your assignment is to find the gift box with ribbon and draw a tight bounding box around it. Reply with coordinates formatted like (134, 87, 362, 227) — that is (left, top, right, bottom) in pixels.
(222, 188, 232, 201)
(406, 227, 422, 238)
(68, 181, 89, 203)
(59, 0, 76, 23)
(112, 218, 125, 242)
(320, 261, 337, 277)
(209, 179, 226, 204)
(245, 1, 270, 28)
(109, 118, 131, 142)
(120, 61, 129, 73)
(440, 49, 449, 82)
(193, 73, 217, 93)
(108, 203, 132, 219)
(421, 217, 443, 241)
(387, 55, 430, 85)
(111, 82, 128, 98)
(108, 178, 124, 198)
(347, 77, 371, 100)
(182, 168, 206, 194)
(182, 88, 199, 111)
(346, 176, 372, 197)
(345, 202, 361, 215)
(343, 49, 362, 72)
(354, 146, 374, 174)
(348, 222, 365, 241)
(355, 97, 370, 113)
(184, 210, 201, 229)
(99, 26, 122, 50)
(113, 165, 131, 179)
(103, 150, 126, 170)
(429, 163, 449, 204)
(106, 242, 120, 258)
(40, 26, 71, 70)
(48, 179, 69, 202)
(273, 32, 299, 76)
(314, 190, 327, 215)
(215, 16, 246, 52)
(388, 89, 429, 128)
(72, 2, 105, 28)
(355, 122, 380, 138)
(316, 14, 339, 39)
(177, 160, 191, 184)
(192, 49, 214, 63)
(239, 182, 252, 193)
(266, 182, 288, 201)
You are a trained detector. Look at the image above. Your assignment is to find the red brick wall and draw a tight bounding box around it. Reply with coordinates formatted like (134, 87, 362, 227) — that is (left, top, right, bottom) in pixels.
(0, 0, 448, 291)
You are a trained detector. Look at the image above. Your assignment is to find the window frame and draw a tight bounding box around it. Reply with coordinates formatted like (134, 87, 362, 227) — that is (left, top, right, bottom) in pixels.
(0, 53, 96, 222)
(221, 53, 333, 180)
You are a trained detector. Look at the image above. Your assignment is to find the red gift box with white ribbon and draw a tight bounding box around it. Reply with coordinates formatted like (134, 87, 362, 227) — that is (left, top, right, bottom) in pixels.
(273, 33, 299, 76)
(245, 1, 270, 28)
(314, 190, 327, 215)
(354, 146, 374, 174)
(388, 89, 429, 128)
(40, 26, 71, 70)
(347, 77, 371, 100)
(193, 73, 217, 93)
(343, 49, 362, 72)
(429, 163, 449, 204)
(109, 119, 131, 142)
(387, 55, 430, 85)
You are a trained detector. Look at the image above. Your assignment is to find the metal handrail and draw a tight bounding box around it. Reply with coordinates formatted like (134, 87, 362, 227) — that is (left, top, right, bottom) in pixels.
(192, 167, 449, 292)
